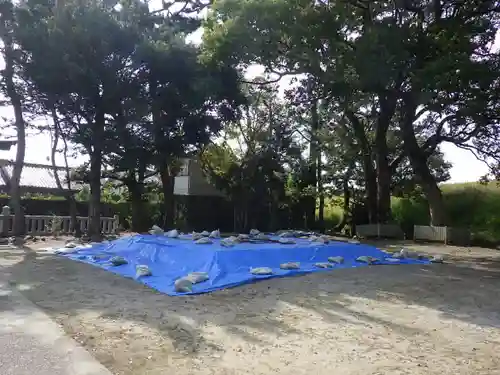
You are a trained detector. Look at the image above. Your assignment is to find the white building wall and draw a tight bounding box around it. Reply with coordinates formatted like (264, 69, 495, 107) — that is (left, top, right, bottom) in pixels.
(173, 176, 190, 195)
(173, 158, 224, 197)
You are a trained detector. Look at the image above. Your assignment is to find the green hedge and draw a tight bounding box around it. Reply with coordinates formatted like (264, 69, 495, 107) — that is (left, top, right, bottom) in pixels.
(320, 182, 500, 248)
(392, 182, 500, 247)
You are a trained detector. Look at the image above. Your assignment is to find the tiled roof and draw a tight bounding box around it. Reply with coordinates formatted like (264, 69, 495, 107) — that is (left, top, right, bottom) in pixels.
(0, 140, 16, 151)
(0, 159, 81, 193)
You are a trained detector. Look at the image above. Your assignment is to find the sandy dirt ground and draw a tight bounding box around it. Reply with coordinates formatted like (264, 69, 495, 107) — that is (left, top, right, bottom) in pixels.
(1, 239, 500, 375)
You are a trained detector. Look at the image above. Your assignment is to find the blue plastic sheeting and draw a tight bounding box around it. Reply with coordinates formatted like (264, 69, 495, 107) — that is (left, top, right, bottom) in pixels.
(60, 235, 429, 296)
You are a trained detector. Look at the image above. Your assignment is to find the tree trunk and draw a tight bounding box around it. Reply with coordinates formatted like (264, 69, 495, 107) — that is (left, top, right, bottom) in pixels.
(50, 106, 80, 237)
(88, 109, 104, 241)
(364, 161, 378, 224)
(149, 76, 176, 230)
(336, 172, 351, 231)
(159, 167, 175, 229)
(376, 94, 398, 223)
(268, 190, 279, 232)
(88, 150, 102, 240)
(306, 99, 319, 229)
(375, 117, 391, 223)
(128, 181, 148, 232)
(347, 111, 377, 223)
(69, 198, 80, 236)
(317, 151, 325, 233)
(401, 101, 447, 226)
(1, 13, 26, 236)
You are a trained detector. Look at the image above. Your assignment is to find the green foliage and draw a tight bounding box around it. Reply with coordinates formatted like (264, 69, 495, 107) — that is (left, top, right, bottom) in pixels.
(1, 0, 498, 240)
(442, 182, 500, 246)
(391, 182, 500, 246)
(203, 0, 500, 227)
(319, 197, 343, 230)
(391, 196, 430, 235)
(6, 0, 244, 233)
(200, 83, 309, 231)
(321, 182, 500, 247)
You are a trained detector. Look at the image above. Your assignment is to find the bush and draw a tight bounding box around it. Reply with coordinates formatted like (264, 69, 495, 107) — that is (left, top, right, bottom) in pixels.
(318, 198, 343, 230)
(392, 182, 500, 247)
(471, 231, 500, 249)
(441, 182, 500, 247)
(391, 197, 429, 237)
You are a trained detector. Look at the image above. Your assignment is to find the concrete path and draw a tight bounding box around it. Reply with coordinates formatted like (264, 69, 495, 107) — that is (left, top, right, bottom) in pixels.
(0, 279, 112, 375)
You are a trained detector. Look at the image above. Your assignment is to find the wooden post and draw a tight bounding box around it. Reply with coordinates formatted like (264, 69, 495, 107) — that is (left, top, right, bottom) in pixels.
(0, 205, 11, 237)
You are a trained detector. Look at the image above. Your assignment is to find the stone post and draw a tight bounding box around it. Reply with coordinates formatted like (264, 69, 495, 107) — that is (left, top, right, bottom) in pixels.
(0, 205, 11, 237)
(113, 214, 120, 234)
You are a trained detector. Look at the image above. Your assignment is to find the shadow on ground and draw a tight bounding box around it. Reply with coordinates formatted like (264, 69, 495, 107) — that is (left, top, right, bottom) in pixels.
(1, 243, 500, 373)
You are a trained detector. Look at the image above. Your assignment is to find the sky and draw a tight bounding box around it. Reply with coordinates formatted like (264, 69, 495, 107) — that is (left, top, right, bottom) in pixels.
(0, 7, 497, 183)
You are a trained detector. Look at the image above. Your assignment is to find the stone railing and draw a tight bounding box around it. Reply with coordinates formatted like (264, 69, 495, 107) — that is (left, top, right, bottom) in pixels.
(413, 225, 471, 246)
(355, 224, 405, 239)
(0, 206, 119, 236)
(414, 225, 447, 243)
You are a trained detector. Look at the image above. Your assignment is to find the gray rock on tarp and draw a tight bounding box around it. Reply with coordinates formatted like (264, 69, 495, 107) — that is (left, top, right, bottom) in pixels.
(150, 225, 164, 235)
(254, 233, 270, 241)
(237, 234, 250, 241)
(174, 278, 193, 293)
(314, 262, 333, 269)
(328, 256, 344, 264)
(184, 272, 209, 284)
(278, 231, 295, 238)
(195, 237, 213, 244)
(356, 256, 379, 265)
(221, 237, 237, 247)
(136, 265, 152, 278)
(250, 267, 273, 275)
(90, 254, 108, 261)
(110, 256, 128, 266)
(280, 262, 300, 270)
(209, 229, 220, 238)
(174, 272, 210, 293)
(165, 229, 179, 238)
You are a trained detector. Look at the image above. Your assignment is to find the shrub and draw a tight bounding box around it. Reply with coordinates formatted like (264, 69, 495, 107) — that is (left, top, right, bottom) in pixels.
(318, 198, 343, 230)
(391, 196, 429, 237)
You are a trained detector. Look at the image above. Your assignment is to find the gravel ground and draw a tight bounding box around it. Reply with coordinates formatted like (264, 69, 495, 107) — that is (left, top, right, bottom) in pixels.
(1, 239, 499, 375)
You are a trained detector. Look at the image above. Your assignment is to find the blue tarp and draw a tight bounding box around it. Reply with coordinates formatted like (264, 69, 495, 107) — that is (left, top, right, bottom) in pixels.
(60, 235, 429, 296)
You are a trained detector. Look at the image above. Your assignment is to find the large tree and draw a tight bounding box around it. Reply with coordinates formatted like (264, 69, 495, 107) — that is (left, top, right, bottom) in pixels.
(201, 82, 305, 231)
(14, 0, 242, 236)
(16, 0, 141, 239)
(134, 27, 242, 228)
(0, 1, 27, 236)
(202, 0, 500, 225)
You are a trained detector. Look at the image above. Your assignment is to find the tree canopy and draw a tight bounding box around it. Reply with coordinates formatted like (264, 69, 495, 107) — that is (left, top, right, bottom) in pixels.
(203, 0, 500, 226)
(0, 0, 498, 238)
